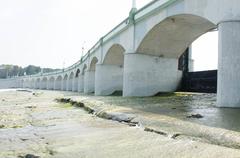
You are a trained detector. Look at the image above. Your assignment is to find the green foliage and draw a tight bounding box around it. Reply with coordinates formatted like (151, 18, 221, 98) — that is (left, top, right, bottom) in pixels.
(0, 64, 60, 79)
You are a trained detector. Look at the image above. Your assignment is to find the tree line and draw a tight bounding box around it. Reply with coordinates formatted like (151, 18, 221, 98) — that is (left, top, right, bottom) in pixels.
(0, 65, 60, 79)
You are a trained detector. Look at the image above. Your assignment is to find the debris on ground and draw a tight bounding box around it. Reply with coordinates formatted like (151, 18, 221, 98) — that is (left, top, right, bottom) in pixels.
(18, 154, 40, 158)
(187, 114, 204, 119)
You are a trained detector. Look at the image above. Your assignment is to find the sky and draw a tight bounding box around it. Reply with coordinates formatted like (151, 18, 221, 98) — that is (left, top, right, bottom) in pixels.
(0, 0, 218, 71)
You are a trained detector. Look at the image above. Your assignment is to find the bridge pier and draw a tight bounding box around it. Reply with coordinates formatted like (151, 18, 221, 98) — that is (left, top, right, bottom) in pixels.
(84, 71, 95, 94)
(95, 64, 123, 96)
(72, 77, 78, 92)
(123, 53, 182, 96)
(78, 74, 84, 92)
(217, 21, 240, 107)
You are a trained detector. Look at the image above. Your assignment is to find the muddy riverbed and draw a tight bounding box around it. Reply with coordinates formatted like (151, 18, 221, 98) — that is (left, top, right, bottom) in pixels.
(0, 90, 240, 158)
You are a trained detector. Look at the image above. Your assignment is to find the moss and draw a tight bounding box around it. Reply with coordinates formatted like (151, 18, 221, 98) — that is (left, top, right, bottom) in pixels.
(61, 103, 72, 108)
(12, 125, 23, 128)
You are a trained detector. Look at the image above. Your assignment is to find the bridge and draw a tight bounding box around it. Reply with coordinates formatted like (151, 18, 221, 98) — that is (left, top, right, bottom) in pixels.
(1, 0, 240, 108)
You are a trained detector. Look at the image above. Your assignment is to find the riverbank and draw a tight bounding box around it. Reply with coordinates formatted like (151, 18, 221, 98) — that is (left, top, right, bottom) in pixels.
(0, 90, 240, 158)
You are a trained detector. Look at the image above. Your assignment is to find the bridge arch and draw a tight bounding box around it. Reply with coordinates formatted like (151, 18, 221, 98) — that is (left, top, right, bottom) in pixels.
(41, 77, 48, 89)
(62, 74, 68, 91)
(124, 14, 216, 97)
(89, 57, 98, 71)
(55, 75, 62, 90)
(73, 69, 80, 92)
(82, 64, 87, 75)
(136, 14, 216, 58)
(84, 57, 98, 93)
(68, 72, 74, 91)
(103, 44, 125, 66)
(95, 44, 125, 95)
(48, 77, 55, 90)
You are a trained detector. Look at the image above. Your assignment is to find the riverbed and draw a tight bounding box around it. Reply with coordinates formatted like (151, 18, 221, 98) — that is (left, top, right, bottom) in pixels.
(0, 90, 240, 158)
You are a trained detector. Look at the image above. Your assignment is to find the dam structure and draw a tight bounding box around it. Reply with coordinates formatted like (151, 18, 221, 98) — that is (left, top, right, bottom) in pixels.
(1, 0, 240, 108)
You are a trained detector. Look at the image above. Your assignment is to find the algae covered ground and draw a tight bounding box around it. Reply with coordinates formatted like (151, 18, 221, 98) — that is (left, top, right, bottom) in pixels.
(0, 90, 240, 158)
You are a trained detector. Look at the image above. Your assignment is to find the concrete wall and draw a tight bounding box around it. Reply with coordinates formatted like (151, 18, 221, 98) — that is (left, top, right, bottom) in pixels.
(84, 71, 95, 94)
(123, 53, 182, 96)
(95, 64, 123, 95)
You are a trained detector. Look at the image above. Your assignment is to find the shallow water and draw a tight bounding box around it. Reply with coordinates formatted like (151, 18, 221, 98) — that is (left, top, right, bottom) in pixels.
(94, 93, 240, 132)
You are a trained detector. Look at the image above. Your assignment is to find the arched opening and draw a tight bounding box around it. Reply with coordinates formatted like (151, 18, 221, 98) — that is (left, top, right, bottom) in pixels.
(68, 72, 74, 91)
(80, 64, 87, 92)
(73, 69, 80, 92)
(62, 74, 68, 91)
(89, 57, 98, 71)
(82, 64, 87, 75)
(48, 77, 55, 90)
(124, 14, 216, 96)
(137, 14, 216, 58)
(84, 57, 98, 93)
(55, 75, 62, 90)
(95, 44, 125, 96)
(41, 77, 48, 90)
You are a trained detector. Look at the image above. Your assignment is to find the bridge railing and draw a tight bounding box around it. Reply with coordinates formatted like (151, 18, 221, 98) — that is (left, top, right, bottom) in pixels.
(134, 0, 177, 22)
(12, 0, 178, 80)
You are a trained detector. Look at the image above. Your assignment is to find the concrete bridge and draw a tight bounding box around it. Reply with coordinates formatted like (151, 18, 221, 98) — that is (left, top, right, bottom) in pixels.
(1, 0, 240, 108)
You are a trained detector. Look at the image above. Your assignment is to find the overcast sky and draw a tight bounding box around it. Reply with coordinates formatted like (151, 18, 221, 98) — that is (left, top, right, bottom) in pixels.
(0, 0, 218, 71)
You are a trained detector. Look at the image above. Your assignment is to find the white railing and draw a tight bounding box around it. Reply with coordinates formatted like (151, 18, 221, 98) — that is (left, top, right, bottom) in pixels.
(11, 0, 178, 80)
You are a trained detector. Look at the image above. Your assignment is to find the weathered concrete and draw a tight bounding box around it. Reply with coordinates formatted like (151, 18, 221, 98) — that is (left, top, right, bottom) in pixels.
(78, 74, 84, 92)
(217, 21, 240, 107)
(95, 64, 123, 95)
(84, 71, 95, 94)
(54, 77, 62, 90)
(123, 53, 182, 96)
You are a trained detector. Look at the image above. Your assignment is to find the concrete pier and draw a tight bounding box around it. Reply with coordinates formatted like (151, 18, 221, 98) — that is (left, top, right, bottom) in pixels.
(78, 74, 84, 92)
(217, 21, 240, 107)
(95, 64, 123, 95)
(84, 71, 95, 94)
(123, 53, 182, 96)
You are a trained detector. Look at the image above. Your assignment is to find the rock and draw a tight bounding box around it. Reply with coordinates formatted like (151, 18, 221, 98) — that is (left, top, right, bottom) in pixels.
(18, 154, 40, 158)
(144, 127, 167, 136)
(187, 114, 203, 119)
(20, 138, 28, 141)
(171, 133, 181, 139)
(25, 106, 37, 109)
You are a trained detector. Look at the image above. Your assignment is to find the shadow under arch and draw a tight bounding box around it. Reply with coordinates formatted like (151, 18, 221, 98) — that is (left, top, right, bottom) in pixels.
(48, 77, 55, 90)
(72, 69, 81, 92)
(123, 14, 217, 97)
(68, 72, 74, 91)
(62, 74, 68, 91)
(41, 77, 48, 90)
(136, 14, 216, 58)
(84, 57, 98, 94)
(55, 75, 63, 90)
